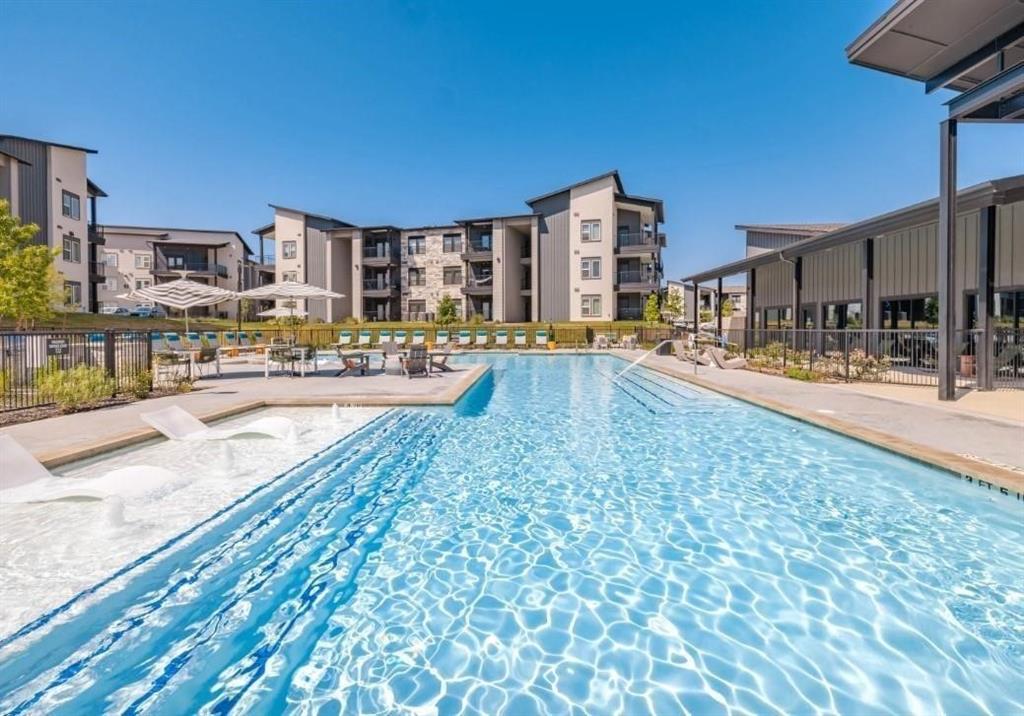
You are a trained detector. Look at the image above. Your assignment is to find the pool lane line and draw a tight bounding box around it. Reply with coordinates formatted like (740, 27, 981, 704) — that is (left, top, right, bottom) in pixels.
(0, 408, 400, 654)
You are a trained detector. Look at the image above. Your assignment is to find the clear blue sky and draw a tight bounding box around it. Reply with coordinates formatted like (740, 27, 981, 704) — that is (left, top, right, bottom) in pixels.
(3, 0, 1020, 280)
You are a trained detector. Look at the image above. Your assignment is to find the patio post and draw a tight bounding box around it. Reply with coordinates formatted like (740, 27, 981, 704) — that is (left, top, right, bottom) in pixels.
(977, 205, 996, 390)
(792, 257, 801, 353)
(716, 276, 723, 335)
(937, 119, 957, 400)
(691, 281, 700, 331)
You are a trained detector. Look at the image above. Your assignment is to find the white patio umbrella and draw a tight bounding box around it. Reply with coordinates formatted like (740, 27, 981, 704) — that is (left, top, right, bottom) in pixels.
(238, 280, 344, 338)
(257, 306, 309, 319)
(119, 275, 238, 332)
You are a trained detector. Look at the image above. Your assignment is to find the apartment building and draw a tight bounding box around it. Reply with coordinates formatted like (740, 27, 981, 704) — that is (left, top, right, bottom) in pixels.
(0, 135, 107, 312)
(257, 171, 666, 322)
(95, 226, 269, 319)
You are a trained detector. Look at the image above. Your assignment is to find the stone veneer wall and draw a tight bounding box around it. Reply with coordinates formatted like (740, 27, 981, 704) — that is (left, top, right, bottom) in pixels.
(400, 228, 466, 319)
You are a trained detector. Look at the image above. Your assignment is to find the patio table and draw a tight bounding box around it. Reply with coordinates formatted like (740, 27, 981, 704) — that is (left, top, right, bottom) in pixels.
(264, 345, 318, 378)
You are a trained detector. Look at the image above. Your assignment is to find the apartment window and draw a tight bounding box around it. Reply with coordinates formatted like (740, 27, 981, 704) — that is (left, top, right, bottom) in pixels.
(764, 307, 793, 329)
(62, 235, 81, 263)
(443, 266, 462, 285)
(64, 280, 82, 306)
(135, 278, 152, 290)
(407, 236, 426, 255)
(104, 277, 118, 291)
(581, 220, 601, 242)
(282, 240, 297, 259)
(443, 233, 462, 253)
(822, 302, 863, 330)
(881, 296, 938, 329)
(282, 271, 298, 282)
(408, 267, 425, 286)
(581, 294, 602, 317)
(408, 300, 426, 318)
(61, 190, 81, 220)
(581, 257, 601, 280)
(994, 290, 1024, 329)
(103, 251, 118, 268)
(135, 253, 152, 269)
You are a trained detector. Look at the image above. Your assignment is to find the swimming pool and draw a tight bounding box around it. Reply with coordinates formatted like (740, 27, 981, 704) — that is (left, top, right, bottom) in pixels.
(1, 355, 1021, 714)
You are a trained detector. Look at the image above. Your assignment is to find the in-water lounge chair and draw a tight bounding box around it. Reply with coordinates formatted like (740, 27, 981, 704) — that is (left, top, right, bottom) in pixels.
(337, 330, 353, 347)
(411, 330, 426, 345)
(435, 330, 450, 346)
(514, 329, 527, 347)
(535, 330, 549, 348)
(495, 329, 509, 347)
(458, 330, 472, 347)
(141, 405, 297, 441)
(357, 330, 372, 347)
(475, 330, 488, 347)
(0, 435, 185, 524)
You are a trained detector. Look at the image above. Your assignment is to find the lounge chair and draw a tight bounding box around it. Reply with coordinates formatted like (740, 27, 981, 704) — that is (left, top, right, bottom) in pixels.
(475, 330, 488, 347)
(535, 330, 549, 348)
(164, 332, 186, 352)
(202, 332, 220, 351)
(223, 331, 238, 348)
(514, 329, 527, 347)
(435, 330, 450, 346)
(458, 330, 472, 347)
(376, 330, 392, 346)
(411, 330, 426, 345)
(394, 330, 408, 346)
(150, 331, 167, 353)
(184, 332, 203, 350)
(495, 329, 509, 347)
(431, 344, 453, 373)
(673, 339, 711, 366)
(337, 330, 353, 347)
(593, 334, 609, 350)
(707, 346, 746, 370)
(141, 405, 298, 441)
(357, 330, 372, 347)
(400, 344, 430, 378)
(0, 434, 184, 525)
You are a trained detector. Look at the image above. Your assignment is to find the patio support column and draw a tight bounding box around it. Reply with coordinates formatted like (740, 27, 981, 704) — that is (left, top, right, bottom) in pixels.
(862, 239, 874, 329)
(977, 205, 996, 390)
(791, 257, 801, 330)
(691, 281, 700, 330)
(716, 276, 723, 334)
(938, 119, 958, 400)
(746, 269, 756, 331)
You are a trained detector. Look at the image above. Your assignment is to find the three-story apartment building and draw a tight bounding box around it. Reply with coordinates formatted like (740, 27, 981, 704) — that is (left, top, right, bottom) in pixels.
(257, 171, 665, 322)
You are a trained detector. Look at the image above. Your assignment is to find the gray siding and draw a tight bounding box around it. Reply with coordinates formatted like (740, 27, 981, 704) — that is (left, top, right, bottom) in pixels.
(746, 231, 807, 257)
(0, 138, 49, 245)
(753, 260, 793, 309)
(996, 202, 1024, 288)
(802, 242, 862, 304)
(534, 194, 570, 321)
(305, 226, 329, 321)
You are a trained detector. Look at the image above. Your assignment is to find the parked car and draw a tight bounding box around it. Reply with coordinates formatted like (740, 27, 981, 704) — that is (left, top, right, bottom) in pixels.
(100, 306, 131, 316)
(129, 305, 167, 318)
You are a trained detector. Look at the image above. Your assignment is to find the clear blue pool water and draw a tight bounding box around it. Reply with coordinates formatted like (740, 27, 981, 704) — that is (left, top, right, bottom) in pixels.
(1, 355, 1021, 715)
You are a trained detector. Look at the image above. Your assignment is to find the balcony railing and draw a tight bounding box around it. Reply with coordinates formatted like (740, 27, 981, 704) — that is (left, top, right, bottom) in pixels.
(362, 277, 398, 291)
(153, 253, 228, 278)
(617, 307, 644, 320)
(616, 270, 659, 286)
(466, 276, 492, 288)
(520, 276, 532, 290)
(362, 243, 396, 260)
(88, 260, 106, 277)
(616, 232, 661, 249)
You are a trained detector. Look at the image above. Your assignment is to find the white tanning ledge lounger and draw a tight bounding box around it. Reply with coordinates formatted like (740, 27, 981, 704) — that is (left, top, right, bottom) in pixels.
(0, 434, 184, 524)
(141, 405, 298, 442)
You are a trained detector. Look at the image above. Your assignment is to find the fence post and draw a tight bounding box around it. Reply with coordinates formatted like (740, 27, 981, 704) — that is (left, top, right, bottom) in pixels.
(844, 332, 850, 382)
(104, 330, 117, 396)
(783, 335, 788, 369)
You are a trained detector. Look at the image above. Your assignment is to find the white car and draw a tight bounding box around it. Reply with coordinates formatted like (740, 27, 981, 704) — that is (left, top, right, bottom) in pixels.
(100, 306, 131, 316)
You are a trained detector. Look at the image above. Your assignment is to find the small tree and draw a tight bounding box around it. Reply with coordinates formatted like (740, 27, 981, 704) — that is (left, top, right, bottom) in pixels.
(436, 294, 458, 325)
(662, 289, 683, 322)
(721, 298, 734, 317)
(0, 200, 61, 329)
(643, 293, 661, 324)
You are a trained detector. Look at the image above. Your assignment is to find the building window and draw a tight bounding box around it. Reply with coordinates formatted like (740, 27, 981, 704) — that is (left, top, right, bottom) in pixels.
(135, 253, 152, 269)
(443, 267, 463, 285)
(801, 306, 815, 329)
(104, 277, 117, 291)
(581, 257, 601, 280)
(135, 278, 152, 290)
(64, 280, 82, 306)
(407, 236, 426, 255)
(822, 302, 863, 329)
(763, 307, 793, 329)
(62, 235, 81, 263)
(581, 294, 602, 317)
(103, 251, 118, 267)
(407, 300, 426, 318)
(443, 233, 462, 253)
(408, 267, 425, 286)
(61, 190, 81, 220)
(581, 220, 601, 242)
(282, 240, 297, 259)
(881, 296, 938, 329)
(282, 271, 298, 282)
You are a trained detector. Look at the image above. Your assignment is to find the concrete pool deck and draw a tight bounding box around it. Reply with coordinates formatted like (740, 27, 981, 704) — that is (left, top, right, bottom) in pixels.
(0, 363, 489, 467)
(622, 351, 1023, 498)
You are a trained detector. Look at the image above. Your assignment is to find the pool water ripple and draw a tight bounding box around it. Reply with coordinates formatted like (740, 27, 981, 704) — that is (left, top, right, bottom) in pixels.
(0, 355, 1021, 715)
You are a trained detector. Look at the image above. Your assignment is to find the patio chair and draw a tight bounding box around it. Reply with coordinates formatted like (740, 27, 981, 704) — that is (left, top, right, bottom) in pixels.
(495, 329, 509, 347)
(458, 330, 472, 347)
(593, 334, 609, 350)
(337, 330, 353, 347)
(400, 344, 430, 378)
(141, 405, 297, 441)
(514, 329, 527, 347)
(435, 330, 450, 346)
(357, 330, 372, 347)
(475, 330, 488, 348)
(266, 345, 295, 377)
(535, 330, 549, 348)
(707, 346, 746, 370)
(376, 330, 392, 346)
(411, 330, 426, 345)
(192, 347, 220, 378)
(394, 330, 408, 346)
(0, 435, 185, 525)
(431, 344, 454, 373)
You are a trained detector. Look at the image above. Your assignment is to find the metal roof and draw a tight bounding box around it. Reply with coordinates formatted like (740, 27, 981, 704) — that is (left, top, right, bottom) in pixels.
(454, 213, 539, 225)
(846, 0, 1024, 93)
(682, 174, 1024, 284)
(0, 134, 98, 154)
(525, 170, 625, 205)
(267, 203, 355, 228)
(87, 179, 107, 198)
(251, 223, 275, 236)
(99, 225, 251, 253)
(0, 147, 30, 165)
(734, 223, 847, 236)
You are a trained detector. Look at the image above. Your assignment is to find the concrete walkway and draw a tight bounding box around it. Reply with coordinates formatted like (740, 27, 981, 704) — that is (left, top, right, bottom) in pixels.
(620, 351, 1024, 496)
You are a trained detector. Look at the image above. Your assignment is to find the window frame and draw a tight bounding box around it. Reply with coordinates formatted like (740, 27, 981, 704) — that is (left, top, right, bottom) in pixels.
(442, 233, 462, 253)
(62, 234, 81, 264)
(581, 257, 601, 280)
(407, 267, 426, 287)
(103, 251, 118, 268)
(879, 293, 939, 330)
(135, 253, 152, 269)
(64, 280, 82, 306)
(407, 236, 426, 255)
(443, 266, 463, 286)
(135, 278, 152, 290)
(282, 270, 298, 283)
(61, 190, 81, 220)
(581, 220, 602, 242)
(581, 294, 602, 317)
(281, 240, 298, 259)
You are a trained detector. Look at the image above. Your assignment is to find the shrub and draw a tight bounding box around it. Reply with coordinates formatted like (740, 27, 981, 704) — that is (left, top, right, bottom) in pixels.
(128, 370, 152, 399)
(784, 366, 822, 382)
(35, 363, 115, 413)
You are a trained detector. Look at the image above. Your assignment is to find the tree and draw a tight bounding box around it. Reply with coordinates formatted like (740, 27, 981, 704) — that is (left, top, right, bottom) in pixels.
(721, 298, 734, 317)
(0, 200, 61, 329)
(436, 294, 458, 325)
(662, 289, 683, 321)
(643, 293, 661, 324)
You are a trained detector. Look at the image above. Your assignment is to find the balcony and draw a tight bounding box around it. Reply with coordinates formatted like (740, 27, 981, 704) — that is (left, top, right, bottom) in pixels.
(88, 260, 106, 282)
(461, 276, 493, 296)
(362, 276, 399, 297)
(616, 232, 663, 255)
(615, 270, 660, 292)
(460, 240, 493, 262)
(520, 275, 532, 294)
(153, 252, 228, 278)
(616, 307, 644, 320)
(362, 243, 398, 267)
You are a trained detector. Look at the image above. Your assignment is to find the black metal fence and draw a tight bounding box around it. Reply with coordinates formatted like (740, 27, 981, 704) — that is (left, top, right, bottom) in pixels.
(716, 328, 1023, 389)
(1, 331, 152, 412)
